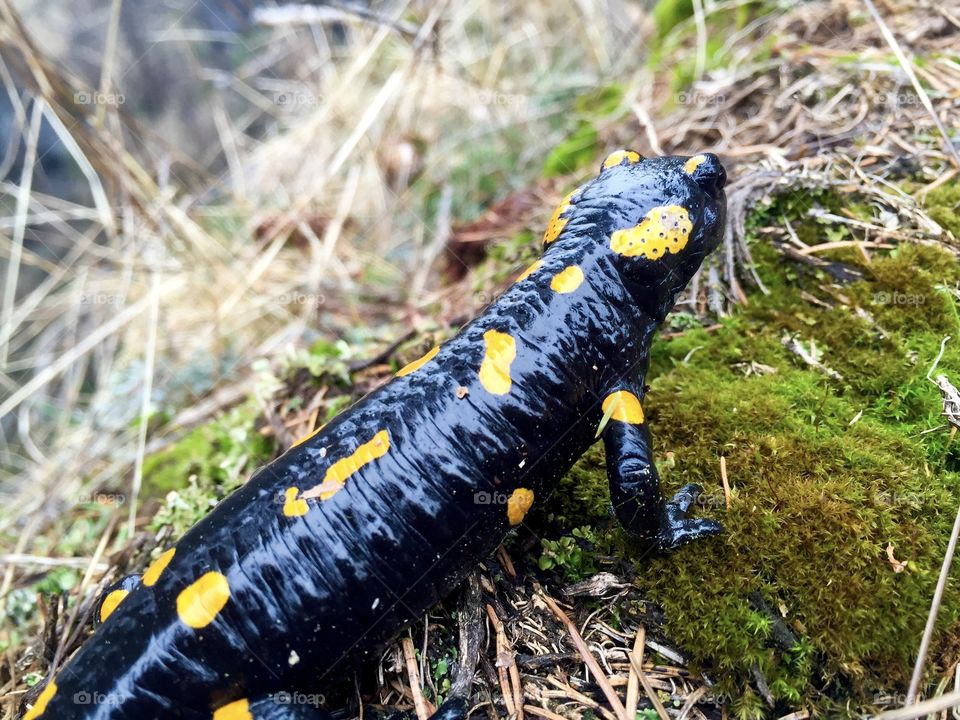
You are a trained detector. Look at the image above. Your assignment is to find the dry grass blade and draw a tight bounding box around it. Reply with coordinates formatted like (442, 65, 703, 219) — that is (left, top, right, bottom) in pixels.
(861, 0, 960, 168)
(624, 626, 669, 720)
(128, 271, 161, 537)
(540, 591, 627, 720)
(401, 634, 433, 720)
(523, 704, 568, 720)
(624, 629, 642, 719)
(51, 513, 119, 672)
(877, 688, 960, 719)
(485, 603, 523, 719)
(0, 97, 41, 367)
(677, 686, 708, 720)
(719, 456, 731, 509)
(545, 677, 617, 720)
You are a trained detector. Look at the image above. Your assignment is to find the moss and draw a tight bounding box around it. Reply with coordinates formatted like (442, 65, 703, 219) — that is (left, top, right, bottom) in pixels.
(550, 229, 960, 713)
(923, 181, 960, 238)
(142, 404, 275, 534)
(542, 121, 600, 178)
(545, 443, 612, 526)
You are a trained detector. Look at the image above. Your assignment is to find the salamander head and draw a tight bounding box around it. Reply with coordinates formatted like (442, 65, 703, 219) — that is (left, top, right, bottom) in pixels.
(543, 149, 727, 319)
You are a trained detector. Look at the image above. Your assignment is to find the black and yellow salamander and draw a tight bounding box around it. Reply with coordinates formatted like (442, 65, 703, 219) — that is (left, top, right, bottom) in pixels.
(23, 150, 727, 720)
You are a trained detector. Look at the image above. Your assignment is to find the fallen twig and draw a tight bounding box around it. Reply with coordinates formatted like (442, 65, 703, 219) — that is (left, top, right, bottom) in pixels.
(540, 590, 628, 720)
(623, 626, 670, 720)
(485, 603, 523, 719)
(401, 634, 434, 720)
(781, 334, 843, 380)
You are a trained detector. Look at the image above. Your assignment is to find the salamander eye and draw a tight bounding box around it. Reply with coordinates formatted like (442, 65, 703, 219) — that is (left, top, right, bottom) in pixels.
(683, 152, 726, 194)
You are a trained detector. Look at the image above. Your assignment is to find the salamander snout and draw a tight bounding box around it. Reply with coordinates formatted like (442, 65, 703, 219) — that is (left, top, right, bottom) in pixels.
(684, 152, 726, 197)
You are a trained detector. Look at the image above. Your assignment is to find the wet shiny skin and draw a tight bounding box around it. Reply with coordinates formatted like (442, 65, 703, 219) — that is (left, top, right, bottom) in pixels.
(33, 151, 726, 720)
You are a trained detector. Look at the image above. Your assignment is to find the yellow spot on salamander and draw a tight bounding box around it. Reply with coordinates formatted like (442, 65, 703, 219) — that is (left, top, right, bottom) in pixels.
(302, 430, 391, 501)
(142, 547, 175, 587)
(601, 391, 645, 424)
(396, 346, 439, 377)
(213, 699, 253, 720)
(684, 154, 707, 174)
(610, 205, 692, 260)
(515, 259, 542, 283)
(291, 423, 326, 448)
(478, 329, 516, 395)
(23, 681, 56, 720)
(602, 149, 641, 169)
(550, 265, 584, 294)
(507, 488, 534, 525)
(99, 589, 129, 623)
(283, 487, 309, 517)
(177, 571, 230, 629)
(543, 188, 579, 244)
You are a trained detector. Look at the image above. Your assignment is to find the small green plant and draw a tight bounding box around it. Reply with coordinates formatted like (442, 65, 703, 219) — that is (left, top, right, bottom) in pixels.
(539, 526, 602, 581)
(429, 651, 455, 704)
(143, 402, 274, 504)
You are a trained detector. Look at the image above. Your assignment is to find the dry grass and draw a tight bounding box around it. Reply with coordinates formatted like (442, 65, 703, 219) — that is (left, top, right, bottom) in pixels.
(0, 0, 958, 717)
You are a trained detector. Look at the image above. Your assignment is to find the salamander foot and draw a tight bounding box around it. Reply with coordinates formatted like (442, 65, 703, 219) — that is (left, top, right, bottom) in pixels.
(657, 483, 723, 552)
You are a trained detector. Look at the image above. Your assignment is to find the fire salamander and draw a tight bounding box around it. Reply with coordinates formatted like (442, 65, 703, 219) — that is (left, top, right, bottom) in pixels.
(24, 150, 727, 720)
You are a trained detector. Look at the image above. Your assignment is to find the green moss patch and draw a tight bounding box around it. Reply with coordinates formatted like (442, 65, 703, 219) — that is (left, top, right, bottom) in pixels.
(924, 181, 960, 238)
(143, 404, 275, 536)
(549, 238, 960, 715)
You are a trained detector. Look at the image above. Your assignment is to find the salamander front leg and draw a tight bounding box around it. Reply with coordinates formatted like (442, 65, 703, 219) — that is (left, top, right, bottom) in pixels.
(600, 390, 722, 552)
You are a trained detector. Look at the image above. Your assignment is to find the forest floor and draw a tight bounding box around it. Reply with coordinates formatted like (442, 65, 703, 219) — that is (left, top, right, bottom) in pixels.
(2, 0, 959, 718)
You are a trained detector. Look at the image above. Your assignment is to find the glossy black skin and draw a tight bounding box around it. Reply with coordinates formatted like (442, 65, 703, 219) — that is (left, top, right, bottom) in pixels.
(34, 152, 726, 720)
